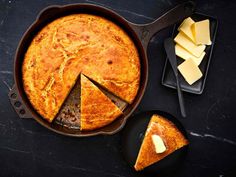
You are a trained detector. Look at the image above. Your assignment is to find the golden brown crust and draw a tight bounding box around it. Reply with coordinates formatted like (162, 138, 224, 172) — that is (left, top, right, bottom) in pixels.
(134, 114, 189, 171)
(22, 14, 140, 122)
(80, 74, 123, 131)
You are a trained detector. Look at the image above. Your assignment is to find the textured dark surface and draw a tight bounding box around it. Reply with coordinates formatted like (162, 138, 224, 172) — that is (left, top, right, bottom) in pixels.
(0, 0, 235, 177)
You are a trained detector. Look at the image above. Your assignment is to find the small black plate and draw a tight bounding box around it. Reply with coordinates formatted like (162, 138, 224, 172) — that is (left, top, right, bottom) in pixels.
(121, 110, 188, 177)
(162, 13, 218, 94)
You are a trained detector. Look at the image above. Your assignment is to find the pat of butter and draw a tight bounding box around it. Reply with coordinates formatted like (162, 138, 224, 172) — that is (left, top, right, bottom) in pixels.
(192, 19, 211, 45)
(175, 44, 205, 66)
(178, 58, 203, 85)
(178, 17, 195, 42)
(174, 32, 206, 57)
(152, 135, 166, 154)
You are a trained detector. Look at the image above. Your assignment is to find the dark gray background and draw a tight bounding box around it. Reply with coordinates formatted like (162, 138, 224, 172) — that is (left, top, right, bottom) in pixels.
(0, 0, 235, 177)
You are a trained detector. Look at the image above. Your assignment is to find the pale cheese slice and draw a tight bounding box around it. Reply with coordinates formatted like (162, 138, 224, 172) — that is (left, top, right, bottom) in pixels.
(174, 32, 206, 57)
(151, 135, 166, 154)
(178, 58, 203, 85)
(177, 17, 195, 42)
(192, 19, 212, 45)
(175, 44, 205, 66)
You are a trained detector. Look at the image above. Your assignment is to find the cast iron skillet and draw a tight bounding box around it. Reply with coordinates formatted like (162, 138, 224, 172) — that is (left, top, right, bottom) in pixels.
(8, 2, 195, 137)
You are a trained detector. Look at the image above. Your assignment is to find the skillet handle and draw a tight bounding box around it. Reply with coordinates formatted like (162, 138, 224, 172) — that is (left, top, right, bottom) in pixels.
(130, 1, 195, 49)
(8, 85, 33, 119)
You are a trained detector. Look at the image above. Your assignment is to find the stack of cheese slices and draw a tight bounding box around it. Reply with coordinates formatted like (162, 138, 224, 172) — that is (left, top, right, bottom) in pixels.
(174, 17, 212, 85)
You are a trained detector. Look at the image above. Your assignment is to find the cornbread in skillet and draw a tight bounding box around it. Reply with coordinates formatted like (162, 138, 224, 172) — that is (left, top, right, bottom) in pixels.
(134, 114, 188, 171)
(22, 14, 140, 122)
(80, 74, 122, 131)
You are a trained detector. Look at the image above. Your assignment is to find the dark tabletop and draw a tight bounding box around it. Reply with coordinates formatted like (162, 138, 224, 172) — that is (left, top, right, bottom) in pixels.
(0, 0, 236, 177)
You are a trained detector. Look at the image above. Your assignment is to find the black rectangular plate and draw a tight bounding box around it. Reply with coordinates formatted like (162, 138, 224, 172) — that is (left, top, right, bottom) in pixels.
(162, 13, 218, 94)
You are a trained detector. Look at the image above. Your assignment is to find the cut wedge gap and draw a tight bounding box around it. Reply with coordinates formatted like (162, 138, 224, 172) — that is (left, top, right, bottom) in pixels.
(83, 74, 128, 111)
(54, 75, 81, 129)
(54, 73, 128, 131)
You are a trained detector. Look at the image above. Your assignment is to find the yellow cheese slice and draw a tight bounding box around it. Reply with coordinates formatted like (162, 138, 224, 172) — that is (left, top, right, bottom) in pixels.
(175, 44, 205, 66)
(192, 19, 211, 45)
(174, 32, 206, 57)
(178, 58, 203, 85)
(178, 17, 195, 42)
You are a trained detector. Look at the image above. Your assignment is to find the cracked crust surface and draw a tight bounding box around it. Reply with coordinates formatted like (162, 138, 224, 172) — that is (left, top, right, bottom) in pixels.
(22, 14, 140, 122)
(80, 74, 122, 131)
(134, 114, 189, 171)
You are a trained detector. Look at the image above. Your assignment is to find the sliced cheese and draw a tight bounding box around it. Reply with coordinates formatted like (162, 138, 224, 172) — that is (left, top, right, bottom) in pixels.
(178, 17, 195, 42)
(175, 44, 205, 66)
(151, 135, 166, 154)
(178, 58, 203, 85)
(192, 19, 211, 45)
(174, 32, 206, 57)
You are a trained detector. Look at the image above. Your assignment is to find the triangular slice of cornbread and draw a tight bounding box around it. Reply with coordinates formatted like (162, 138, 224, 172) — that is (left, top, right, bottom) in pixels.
(134, 114, 189, 171)
(80, 74, 122, 131)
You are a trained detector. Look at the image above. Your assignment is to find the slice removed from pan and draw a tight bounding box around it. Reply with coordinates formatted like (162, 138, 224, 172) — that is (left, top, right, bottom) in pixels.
(80, 74, 123, 131)
(134, 114, 189, 171)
